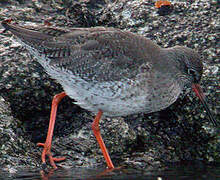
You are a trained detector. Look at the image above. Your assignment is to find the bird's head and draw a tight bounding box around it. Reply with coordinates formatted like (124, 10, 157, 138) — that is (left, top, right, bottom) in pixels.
(166, 46, 217, 127)
(170, 46, 203, 86)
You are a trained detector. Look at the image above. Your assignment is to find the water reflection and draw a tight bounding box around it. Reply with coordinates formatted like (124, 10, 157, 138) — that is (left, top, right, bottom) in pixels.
(39, 167, 123, 180)
(2, 162, 220, 180)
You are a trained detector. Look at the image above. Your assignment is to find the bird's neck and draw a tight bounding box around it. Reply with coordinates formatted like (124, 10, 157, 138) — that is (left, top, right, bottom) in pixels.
(160, 47, 191, 89)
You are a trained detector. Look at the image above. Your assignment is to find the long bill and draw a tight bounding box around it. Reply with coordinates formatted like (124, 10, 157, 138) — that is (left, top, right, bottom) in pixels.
(192, 83, 218, 127)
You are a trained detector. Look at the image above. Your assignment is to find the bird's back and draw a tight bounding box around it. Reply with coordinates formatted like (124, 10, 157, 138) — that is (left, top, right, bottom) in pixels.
(2, 21, 161, 81)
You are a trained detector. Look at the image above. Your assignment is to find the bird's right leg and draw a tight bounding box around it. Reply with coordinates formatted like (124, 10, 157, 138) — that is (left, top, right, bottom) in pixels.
(92, 110, 114, 169)
(37, 92, 67, 169)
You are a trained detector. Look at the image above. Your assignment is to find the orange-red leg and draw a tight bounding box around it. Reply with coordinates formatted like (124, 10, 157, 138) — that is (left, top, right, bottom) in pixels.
(92, 110, 114, 169)
(37, 92, 67, 169)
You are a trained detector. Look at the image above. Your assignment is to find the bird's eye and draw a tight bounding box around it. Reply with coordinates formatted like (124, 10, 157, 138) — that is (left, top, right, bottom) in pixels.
(188, 69, 196, 76)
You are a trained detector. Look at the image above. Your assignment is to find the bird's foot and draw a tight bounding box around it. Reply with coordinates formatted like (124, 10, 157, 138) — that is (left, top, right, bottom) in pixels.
(37, 142, 66, 169)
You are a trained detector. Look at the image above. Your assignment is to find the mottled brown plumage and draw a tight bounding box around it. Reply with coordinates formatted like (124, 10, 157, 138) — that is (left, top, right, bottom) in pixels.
(1, 20, 203, 115)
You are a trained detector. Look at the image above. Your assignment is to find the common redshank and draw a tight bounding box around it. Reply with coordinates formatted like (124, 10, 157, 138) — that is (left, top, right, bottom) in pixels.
(1, 19, 217, 169)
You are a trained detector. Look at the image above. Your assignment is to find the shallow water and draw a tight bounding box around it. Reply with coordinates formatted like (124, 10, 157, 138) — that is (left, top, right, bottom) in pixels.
(1, 163, 220, 180)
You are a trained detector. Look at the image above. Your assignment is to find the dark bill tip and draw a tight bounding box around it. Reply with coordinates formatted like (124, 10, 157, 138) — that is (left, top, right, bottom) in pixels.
(192, 83, 218, 127)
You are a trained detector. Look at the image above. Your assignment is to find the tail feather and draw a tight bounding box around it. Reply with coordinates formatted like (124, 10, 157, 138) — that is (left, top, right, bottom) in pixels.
(2, 19, 53, 40)
(1, 19, 71, 52)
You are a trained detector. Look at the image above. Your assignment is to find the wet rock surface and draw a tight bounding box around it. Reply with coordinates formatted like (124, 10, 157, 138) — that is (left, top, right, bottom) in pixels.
(0, 0, 219, 171)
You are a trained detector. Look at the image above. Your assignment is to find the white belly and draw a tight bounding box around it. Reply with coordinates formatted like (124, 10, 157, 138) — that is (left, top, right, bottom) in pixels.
(59, 72, 182, 117)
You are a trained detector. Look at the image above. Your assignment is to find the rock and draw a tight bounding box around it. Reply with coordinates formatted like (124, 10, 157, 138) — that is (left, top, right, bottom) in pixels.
(0, 0, 219, 171)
